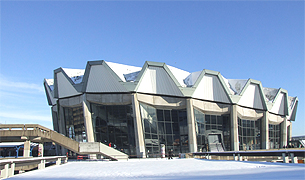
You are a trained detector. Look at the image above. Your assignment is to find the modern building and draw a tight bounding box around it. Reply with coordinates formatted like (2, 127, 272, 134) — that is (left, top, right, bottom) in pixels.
(44, 60, 298, 158)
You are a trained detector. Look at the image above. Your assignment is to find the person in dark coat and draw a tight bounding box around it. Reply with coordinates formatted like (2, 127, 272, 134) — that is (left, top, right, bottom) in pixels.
(168, 149, 173, 159)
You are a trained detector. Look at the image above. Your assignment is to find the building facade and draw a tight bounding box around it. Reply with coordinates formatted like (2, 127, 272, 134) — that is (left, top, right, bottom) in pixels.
(44, 61, 298, 157)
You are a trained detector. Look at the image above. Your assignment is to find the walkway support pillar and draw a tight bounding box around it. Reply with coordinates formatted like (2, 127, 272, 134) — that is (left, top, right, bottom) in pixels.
(23, 140, 31, 157)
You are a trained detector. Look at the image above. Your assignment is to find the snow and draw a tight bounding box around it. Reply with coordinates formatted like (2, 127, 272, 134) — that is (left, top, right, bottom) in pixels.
(167, 65, 190, 87)
(183, 71, 202, 87)
(105, 61, 142, 82)
(45, 79, 54, 91)
(8, 158, 305, 180)
(263, 87, 279, 102)
(62, 68, 85, 84)
(227, 79, 248, 95)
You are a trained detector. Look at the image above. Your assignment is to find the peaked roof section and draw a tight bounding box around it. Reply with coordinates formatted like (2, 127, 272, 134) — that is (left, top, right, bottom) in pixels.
(237, 79, 267, 110)
(191, 70, 232, 103)
(43, 79, 56, 106)
(269, 88, 288, 116)
(82, 61, 128, 93)
(54, 68, 82, 98)
(135, 61, 184, 97)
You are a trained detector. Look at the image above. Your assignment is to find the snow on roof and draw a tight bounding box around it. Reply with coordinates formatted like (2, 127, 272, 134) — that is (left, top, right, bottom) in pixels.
(288, 96, 296, 109)
(183, 71, 202, 87)
(105, 61, 142, 82)
(221, 76, 235, 95)
(227, 79, 248, 95)
(167, 65, 190, 87)
(263, 87, 278, 102)
(45, 79, 54, 91)
(62, 68, 85, 84)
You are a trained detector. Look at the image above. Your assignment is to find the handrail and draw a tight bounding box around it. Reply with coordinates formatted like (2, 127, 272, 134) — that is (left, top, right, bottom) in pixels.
(0, 156, 67, 179)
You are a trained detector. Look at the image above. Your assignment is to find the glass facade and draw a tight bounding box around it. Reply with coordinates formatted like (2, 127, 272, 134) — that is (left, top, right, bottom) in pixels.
(194, 109, 231, 152)
(90, 103, 136, 156)
(140, 103, 188, 157)
(269, 123, 281, 149)
(64, 106, 87, 142)
(238, 118, 261, 150)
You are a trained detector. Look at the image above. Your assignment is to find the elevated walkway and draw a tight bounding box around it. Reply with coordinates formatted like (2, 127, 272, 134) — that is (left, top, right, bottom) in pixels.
(0, 124, 128, 161)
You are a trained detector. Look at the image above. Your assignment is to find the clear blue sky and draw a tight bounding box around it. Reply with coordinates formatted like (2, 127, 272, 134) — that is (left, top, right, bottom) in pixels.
(0, 1, 304, 136)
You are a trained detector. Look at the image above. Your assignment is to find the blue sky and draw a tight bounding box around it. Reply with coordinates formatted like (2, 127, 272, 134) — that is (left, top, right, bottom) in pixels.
(0, 1, 304, 136)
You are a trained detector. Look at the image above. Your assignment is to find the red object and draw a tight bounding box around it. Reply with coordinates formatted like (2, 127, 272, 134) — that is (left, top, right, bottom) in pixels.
(109, 143, 111, 147)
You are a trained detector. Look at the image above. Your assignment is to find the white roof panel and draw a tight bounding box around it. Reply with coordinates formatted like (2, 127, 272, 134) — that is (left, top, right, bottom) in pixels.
(105, 61, 142, 82)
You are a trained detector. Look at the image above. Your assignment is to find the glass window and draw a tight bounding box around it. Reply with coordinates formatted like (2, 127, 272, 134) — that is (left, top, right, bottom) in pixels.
(194, 109, 231, 152)
(91, 103, 136, 156)
(64, 106, 87, 142)
(269, 123, 281, 149)
(140, 103, 189, 156)
(238, 118, 261, 150)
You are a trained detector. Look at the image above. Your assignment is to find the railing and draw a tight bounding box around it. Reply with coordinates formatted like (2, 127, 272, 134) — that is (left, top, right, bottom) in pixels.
(193, 148, 305, 163)
(0, 156, 67, 179)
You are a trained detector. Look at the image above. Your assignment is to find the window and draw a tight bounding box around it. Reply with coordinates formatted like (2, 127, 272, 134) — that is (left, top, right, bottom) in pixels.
(64, 106, 87, 142)
(269, 123, 281, 149)
(90, 103, 136, 156)
(194, 109, 231, 152)
(140, 103, 189, 157)
(238, 118, 261, 150)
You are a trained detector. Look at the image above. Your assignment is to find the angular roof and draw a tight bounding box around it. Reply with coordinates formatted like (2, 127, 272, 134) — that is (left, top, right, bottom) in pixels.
(44, 60, 298, 120)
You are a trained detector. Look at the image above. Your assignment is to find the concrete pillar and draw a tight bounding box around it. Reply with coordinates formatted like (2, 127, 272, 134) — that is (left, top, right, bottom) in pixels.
(230, 105, 239, 151)
(281, 118, 287, 147)
(56, 158, 62, 165)
(282, 153, 289, 163)
(132, 93, 146, 158)
(58, 104, 68, 156)
(23, 140, 31, 157)
(9, 163, 15, 177)
(82, 94, 96, 159)
(38, 143, 44, 157)
(261, 111, 269, 149)
(82, 94, 95, 143)
(38, 160, 45, 169)
(1, 164, 9, 178)
(186, 98, 197, 153)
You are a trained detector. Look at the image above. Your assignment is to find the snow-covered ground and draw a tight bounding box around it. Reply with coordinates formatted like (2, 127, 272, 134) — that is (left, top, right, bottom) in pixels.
(8, 158, 305, 180)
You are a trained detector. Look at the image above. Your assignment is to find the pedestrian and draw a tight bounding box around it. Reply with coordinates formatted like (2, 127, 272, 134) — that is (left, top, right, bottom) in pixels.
(109, 142, 112, 147)
(168, 149, 173, 160)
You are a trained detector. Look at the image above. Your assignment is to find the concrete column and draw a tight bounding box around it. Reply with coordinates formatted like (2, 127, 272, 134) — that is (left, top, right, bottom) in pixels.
(82, 94, 95, 143)
(38, 143, 44, 157)
(261, 111, 269, 149)
(58, 104, 68, 156)
(186, 98, 197, 153)
(56, 158, 62, 165)
(1, 164, 9, 178)
(23, 140, 31, 157)
(82, 94, 96, 159)
(132, 93, 146, 158)
(281, 118, 288, 147)
(230, 105, 239, 151)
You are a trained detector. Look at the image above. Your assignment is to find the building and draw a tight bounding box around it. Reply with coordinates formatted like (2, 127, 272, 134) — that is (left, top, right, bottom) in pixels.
(44, 60, 298, 158)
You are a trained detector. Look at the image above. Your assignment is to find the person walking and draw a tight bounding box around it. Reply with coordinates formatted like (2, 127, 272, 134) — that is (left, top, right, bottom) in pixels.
(168, 149, 173, 160)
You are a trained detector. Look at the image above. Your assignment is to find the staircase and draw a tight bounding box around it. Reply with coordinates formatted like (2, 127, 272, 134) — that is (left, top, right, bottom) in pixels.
(0, 124, 128, 161)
